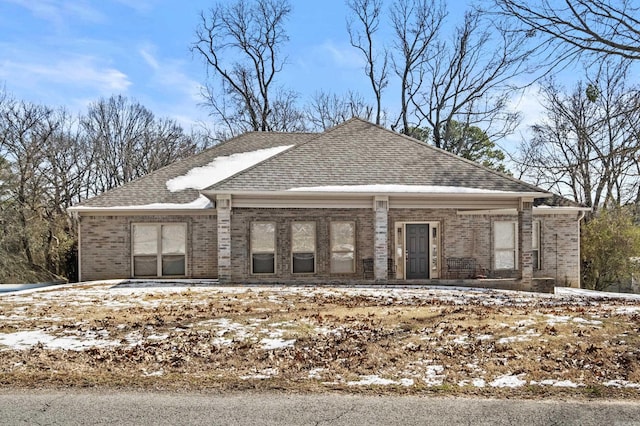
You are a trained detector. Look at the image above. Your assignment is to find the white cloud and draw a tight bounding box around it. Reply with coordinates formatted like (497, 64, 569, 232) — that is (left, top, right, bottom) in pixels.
(0, 56, 131, 94)
(4, 0, 105, 30)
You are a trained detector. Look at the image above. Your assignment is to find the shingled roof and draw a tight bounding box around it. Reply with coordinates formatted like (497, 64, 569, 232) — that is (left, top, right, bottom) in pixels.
(207, 118, 548, 195)
(75, 131, 314, 208)
(72, 118, 566, 211)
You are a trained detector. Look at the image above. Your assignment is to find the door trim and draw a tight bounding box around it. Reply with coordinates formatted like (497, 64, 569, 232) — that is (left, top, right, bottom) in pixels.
(394, 221, 441, 280)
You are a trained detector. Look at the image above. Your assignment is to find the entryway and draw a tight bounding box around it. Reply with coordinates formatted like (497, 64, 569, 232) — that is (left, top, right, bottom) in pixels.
(394, 221, 440, 280)
(406, 224, 430, 279)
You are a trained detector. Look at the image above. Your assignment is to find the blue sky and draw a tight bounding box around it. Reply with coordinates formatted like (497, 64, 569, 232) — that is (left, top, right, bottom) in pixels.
(0, 0, 379, 128)
(0, 0, 553, 150)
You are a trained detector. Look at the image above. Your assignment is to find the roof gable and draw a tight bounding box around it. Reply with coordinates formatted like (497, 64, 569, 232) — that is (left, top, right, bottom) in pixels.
(207, 119, 547, 195)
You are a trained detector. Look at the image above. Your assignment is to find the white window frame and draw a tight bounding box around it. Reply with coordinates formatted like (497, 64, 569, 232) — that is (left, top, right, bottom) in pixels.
(251, 222, 276, 275)
(330, 221, 356, 274)
(132, 223, 187, 277)
(291, 222, 316, 274)
(494, 221, 518, 270)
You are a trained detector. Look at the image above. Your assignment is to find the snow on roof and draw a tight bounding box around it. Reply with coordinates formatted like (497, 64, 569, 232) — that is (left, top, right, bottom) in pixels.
(286, 184, 515, 194)
(166, 145, 294, 193)
(73, 195, 213, 211)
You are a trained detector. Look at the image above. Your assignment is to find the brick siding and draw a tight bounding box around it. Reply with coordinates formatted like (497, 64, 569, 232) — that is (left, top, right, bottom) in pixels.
(79, 214, 217, 281)
(79, 208, 581, 288)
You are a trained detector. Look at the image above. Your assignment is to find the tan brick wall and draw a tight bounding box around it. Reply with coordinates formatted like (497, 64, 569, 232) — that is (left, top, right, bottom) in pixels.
(229, 208, 374, 282)
(388, 209, 581, 287)
(79, 214, 217, 281)
(79, 208, 581, 287)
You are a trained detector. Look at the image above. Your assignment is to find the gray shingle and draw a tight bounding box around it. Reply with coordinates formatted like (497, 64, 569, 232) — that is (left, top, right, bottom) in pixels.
(208, 118, 548, 194)
(77, 132, 315, 207)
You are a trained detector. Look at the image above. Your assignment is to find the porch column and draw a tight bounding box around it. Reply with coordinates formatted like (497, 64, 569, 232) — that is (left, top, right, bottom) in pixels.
(374, 196, 389, 281)
(518, 199, 533, 288)
(216, 194, 232, 282)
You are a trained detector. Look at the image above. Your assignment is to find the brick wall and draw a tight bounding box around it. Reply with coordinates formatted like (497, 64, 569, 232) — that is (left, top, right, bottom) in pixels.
(229, 208, 374, 282)
(388, 209, 581, 287)
(79, 214, 217, 281)
(79, 208, 581, 287)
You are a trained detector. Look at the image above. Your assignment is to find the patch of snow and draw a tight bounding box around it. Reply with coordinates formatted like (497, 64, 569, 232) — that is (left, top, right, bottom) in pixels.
(545, 315, 571, 325)
(308, 368, 325, 379)
(616, 306, 640, 315)
(534, 379, 580, 388)
(472, 378, 486, 388)
(604, 380, 640, 389)
(458, 378, 486, 388)
(0, 330, 118, 351)
(497, 333, 539, 344)
(572, 317, 603, 326)
(142, 369, 164, 377)
(347, 375, 412, 387)
(73, 195, 213, 211)
(555, 287, 640, 301)
(287, 184, 516, 194)
(423, 365, 445, 386)
(260, 338, 296, 350)
(489, 374, 527, 388)
(166, 145, 293, 192)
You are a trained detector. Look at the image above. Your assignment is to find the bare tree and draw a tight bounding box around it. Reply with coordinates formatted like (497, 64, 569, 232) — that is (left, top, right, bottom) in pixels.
(389, 0, 445, 135)
(516, 59, 640, 210)
(493, 0, 640, 61)
(306, 90, 374, 131)
(414, 9, 533, 149)
(346, 0, 389, 125)
(81, 95, 200, 196)
(192, 0, 299, 134)
(0, 100, 59, 265)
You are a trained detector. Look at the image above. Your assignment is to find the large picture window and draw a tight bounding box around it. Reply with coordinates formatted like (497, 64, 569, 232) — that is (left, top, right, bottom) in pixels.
(331, 221, 355, 273)
(292, 222, 315, 273)
(251, 222, 276, 274)
(132, 224, 186, 277)
(494, 221, 517, 270)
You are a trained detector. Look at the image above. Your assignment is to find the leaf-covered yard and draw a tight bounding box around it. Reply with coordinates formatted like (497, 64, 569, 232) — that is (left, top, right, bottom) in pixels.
(1, 282, 639, 398)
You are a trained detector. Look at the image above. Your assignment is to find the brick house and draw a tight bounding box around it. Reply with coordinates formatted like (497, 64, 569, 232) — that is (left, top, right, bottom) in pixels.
(69, 119, 588, 290)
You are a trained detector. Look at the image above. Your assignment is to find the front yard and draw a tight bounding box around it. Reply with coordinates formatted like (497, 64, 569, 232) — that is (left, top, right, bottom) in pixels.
(0, 282, 639, 398)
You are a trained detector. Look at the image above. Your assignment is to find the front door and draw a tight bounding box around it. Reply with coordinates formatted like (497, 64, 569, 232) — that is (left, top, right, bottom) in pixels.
(406, 224, 429, 279)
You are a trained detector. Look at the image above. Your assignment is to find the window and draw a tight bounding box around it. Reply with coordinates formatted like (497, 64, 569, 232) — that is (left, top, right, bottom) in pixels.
(292, 222, 315, 273)
(331, 221, 355, 273)
(251, 222, 275, 274)
(494, 221, 517, 270)
(532, 221, 541, 270)
(132, 224, 186, 277)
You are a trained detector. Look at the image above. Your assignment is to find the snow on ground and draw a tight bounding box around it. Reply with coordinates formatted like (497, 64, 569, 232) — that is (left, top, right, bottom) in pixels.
(2, 280, 640, 391)
(555, 287, 640, 301)
(489, 374, 527, 388)
(0, 330, 118, 351)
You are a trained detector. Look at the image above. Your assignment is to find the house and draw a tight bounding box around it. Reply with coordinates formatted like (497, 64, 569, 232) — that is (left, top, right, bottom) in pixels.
(68, 118, 588, 291)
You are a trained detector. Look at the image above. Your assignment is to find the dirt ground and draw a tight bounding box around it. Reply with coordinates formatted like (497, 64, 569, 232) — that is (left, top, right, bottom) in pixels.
(0, 282, 639, 398)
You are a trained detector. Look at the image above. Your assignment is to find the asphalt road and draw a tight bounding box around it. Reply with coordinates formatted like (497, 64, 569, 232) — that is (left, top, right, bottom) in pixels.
(1, 391, 639, 425)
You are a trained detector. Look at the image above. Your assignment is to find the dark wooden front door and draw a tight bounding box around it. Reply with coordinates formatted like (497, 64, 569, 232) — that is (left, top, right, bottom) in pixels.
(406, 224, 429, 279)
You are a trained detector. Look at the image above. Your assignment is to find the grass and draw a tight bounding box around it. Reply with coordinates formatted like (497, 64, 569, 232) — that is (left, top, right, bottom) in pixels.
(0, 282, 639, 398)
